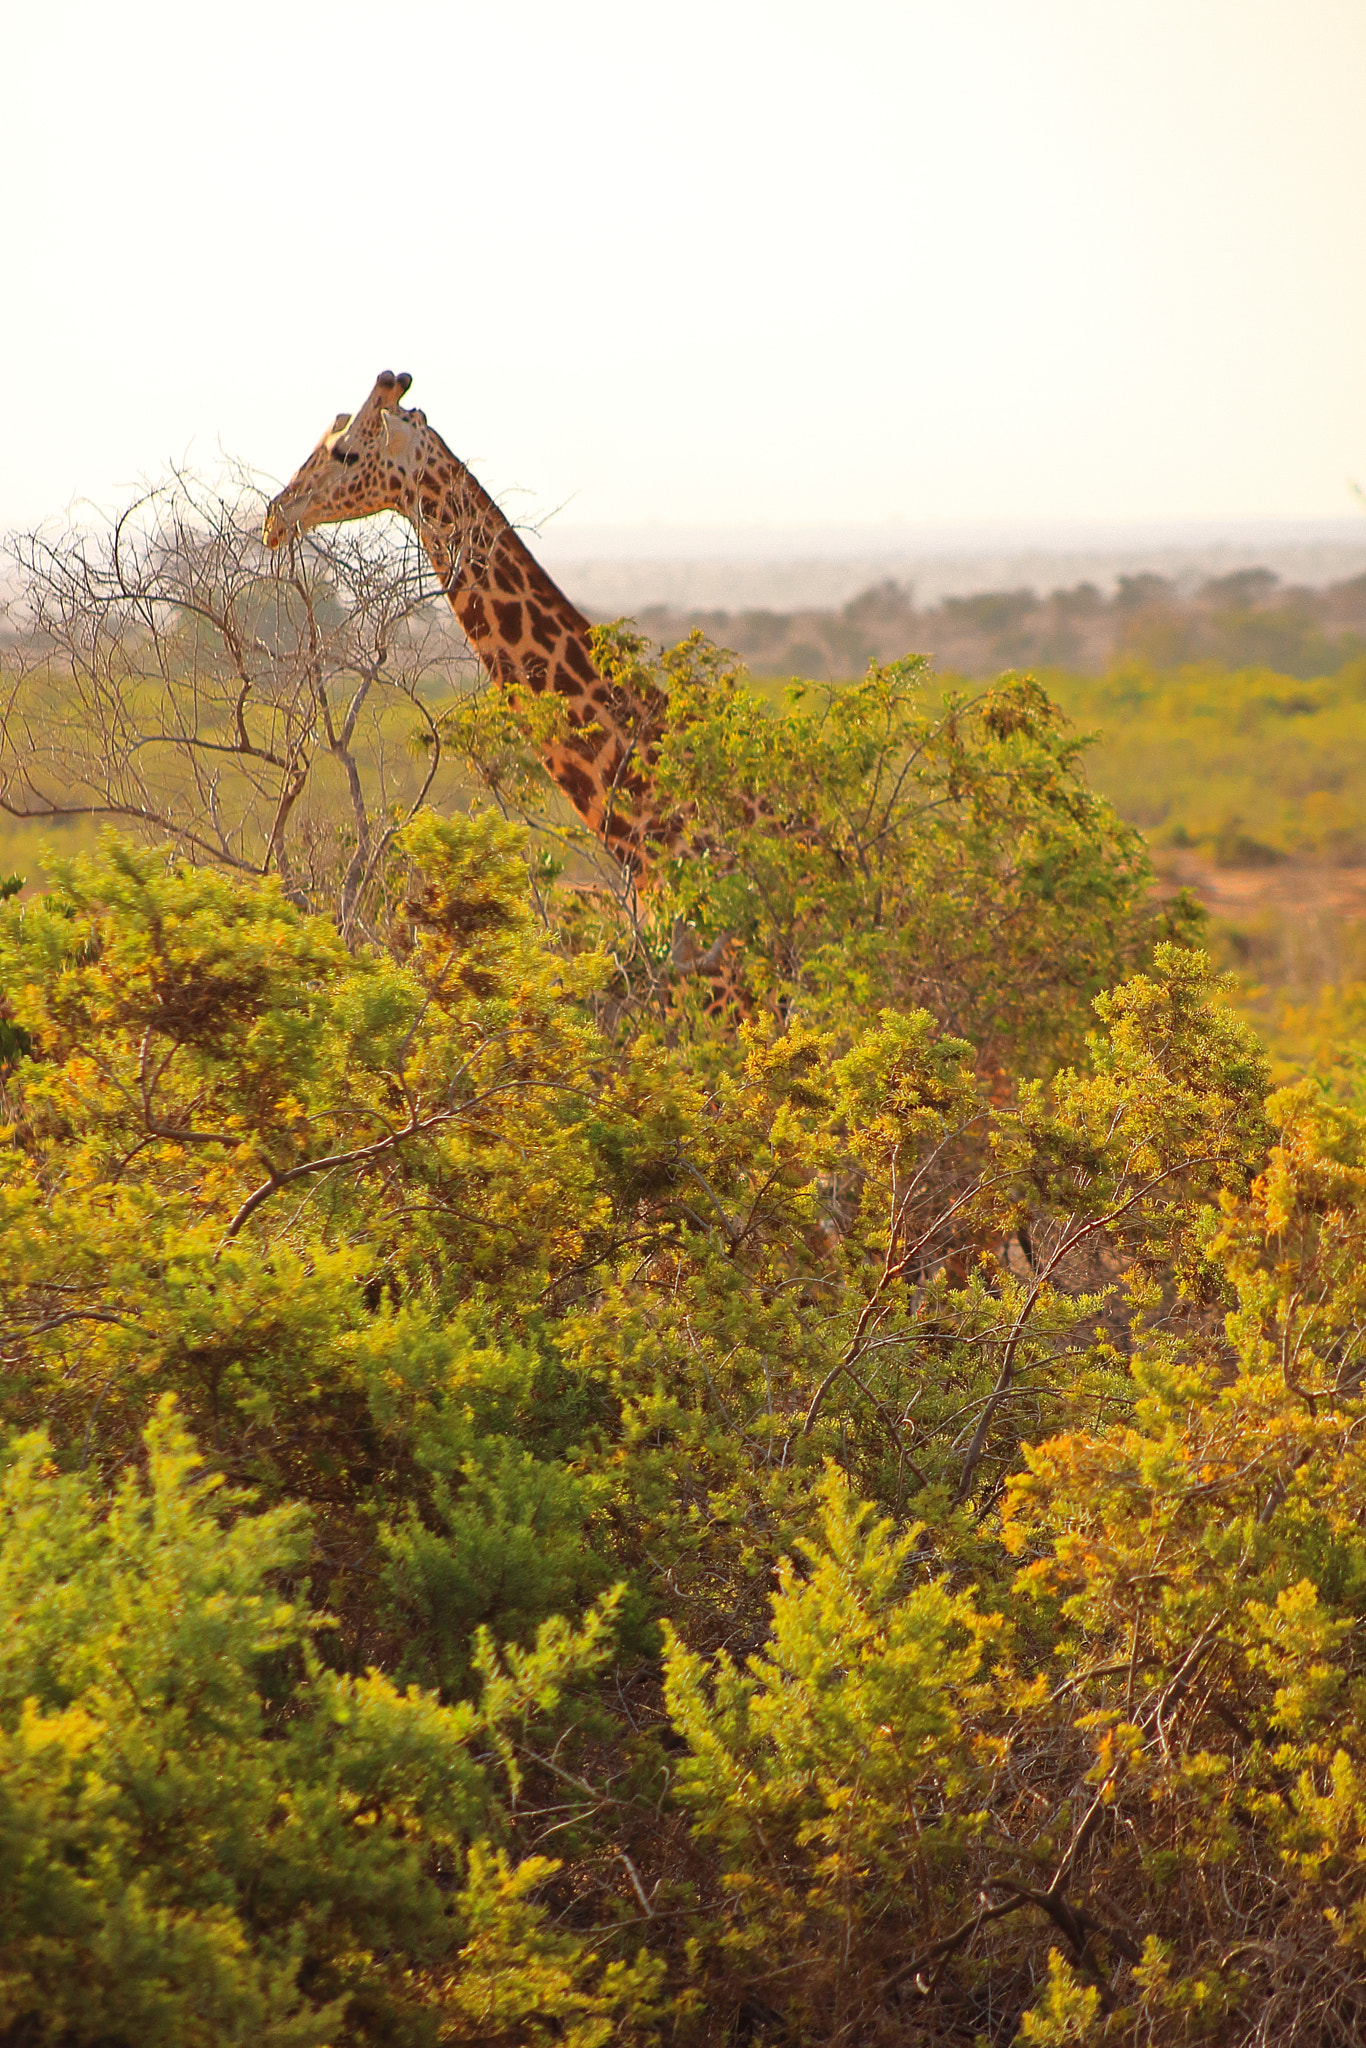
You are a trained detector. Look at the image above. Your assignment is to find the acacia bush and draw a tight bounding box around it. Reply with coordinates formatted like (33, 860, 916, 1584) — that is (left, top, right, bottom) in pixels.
(572, 627, 1195, 1078)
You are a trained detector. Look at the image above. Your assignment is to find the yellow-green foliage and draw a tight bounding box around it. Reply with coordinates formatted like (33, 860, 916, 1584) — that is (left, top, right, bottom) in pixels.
(969, 654, 1366, 1092)
(663, 1469, 999, 2029)
(0, 1401, 656, 2047)
(1034, 656, 1366, 866)
(8, 640, 1366, 2043)
(581, 631, 1189, 1077)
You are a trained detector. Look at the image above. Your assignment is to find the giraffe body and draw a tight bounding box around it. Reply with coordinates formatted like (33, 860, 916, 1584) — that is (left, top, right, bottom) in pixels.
(264, 372, 678, 881)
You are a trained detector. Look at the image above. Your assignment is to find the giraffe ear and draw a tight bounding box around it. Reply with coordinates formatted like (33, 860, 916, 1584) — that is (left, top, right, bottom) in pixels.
(319, 413, 353, 455)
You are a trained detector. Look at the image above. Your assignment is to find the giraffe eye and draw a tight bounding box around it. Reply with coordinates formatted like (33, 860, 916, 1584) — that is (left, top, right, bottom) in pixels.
(343, 452, 360, 467)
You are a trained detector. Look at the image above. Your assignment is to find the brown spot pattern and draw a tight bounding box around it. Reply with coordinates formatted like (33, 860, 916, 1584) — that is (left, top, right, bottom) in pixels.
(562, 639, 595, 683)
(460, 593, 489, 639)
(526, 601, 558, 652)
(558, 762, 596, 810)
(491, 553, 526, 593)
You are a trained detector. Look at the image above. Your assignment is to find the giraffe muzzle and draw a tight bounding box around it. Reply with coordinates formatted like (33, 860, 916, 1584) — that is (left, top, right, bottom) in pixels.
(262, 496, 295, 549)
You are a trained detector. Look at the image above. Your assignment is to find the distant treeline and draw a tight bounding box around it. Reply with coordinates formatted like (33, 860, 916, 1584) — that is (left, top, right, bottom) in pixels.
(626, 564, 1366, 678)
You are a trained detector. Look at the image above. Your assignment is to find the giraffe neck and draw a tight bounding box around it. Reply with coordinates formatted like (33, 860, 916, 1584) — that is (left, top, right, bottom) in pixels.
(400, 432, 676, 879)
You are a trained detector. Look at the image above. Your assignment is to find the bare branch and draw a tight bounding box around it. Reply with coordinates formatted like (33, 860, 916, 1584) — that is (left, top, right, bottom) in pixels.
(2, 465, 478, 935)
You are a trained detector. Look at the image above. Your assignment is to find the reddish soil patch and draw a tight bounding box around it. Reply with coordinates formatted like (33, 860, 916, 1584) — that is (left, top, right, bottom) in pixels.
(1156, 856, 1366, 922)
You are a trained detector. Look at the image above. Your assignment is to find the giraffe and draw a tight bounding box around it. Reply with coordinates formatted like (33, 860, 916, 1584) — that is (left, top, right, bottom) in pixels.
(263, 371, 692, 898)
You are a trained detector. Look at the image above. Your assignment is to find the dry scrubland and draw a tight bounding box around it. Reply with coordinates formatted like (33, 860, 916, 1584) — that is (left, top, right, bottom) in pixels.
(10, 513, 1366, 2044)
(9, 560, 1366, 1063)
(635, 568, 1366, 1082)
(635, 561, 1366, 682)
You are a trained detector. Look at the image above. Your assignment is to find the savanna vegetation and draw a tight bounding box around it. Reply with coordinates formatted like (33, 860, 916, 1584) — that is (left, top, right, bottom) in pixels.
(644, 565, 1366, 1085)
(5, 487, 1366, 2043)
(638, 562, 1366, 684)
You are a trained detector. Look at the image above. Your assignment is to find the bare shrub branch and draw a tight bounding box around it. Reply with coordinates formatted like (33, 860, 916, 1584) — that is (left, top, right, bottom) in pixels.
(1, 467, 481, 938)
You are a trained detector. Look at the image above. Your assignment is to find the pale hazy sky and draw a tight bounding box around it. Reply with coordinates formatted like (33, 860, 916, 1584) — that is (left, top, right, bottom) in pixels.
(5, 0, 1365, 533)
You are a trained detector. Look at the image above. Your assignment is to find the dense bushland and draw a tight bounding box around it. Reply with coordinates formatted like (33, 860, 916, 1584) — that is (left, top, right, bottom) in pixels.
(631, 573, 1366, 1081)
(6, 597, 1366, 2040)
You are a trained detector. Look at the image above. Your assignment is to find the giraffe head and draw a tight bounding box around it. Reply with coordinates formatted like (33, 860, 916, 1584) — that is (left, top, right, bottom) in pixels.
(263, 371, 427, 548)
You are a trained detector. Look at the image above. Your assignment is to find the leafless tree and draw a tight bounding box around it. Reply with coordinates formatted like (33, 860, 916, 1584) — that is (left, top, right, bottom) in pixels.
(0, 468, 480, 940)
